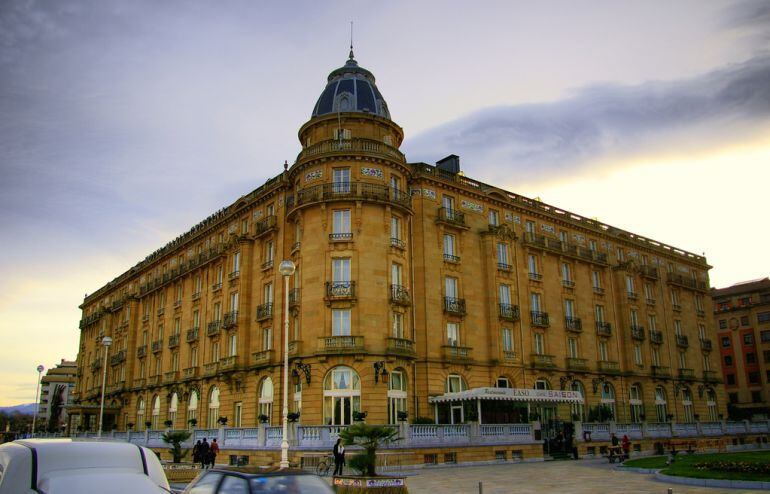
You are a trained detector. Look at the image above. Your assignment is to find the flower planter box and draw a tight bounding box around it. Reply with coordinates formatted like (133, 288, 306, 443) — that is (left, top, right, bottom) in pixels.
(333, 475, 408, 494)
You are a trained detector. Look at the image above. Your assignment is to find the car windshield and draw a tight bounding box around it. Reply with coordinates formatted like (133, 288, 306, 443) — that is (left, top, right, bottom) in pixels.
(249, 474, 333, 493)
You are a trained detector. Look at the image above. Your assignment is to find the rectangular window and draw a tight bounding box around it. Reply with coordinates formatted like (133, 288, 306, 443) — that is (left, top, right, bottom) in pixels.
(172, 352, 179, 371)
(488, 210, 499, 226)
(447, 322, 459, 346)
(561, 263, 572, 282)
(595, 305, 605, 323)
(262, 328, 272, 350)
(216, 265, 224, 284)
(724, 355, 733, 367)
(525, 220, 535, 234)
(391, 216, 401, 241)
(744, 333, 754, 345)
(530, 292, 541, 312)
(748, 372, 760, 384)
(528, 254, 539, 275)
(703, 354, 711, 371)
(567, 337, 578, 358)
(746, 352, 756, 364)
(722, 336, 731, 347)
(764, 350, 770, 363)
(679, 351, 687, 369)
(630, 309, 639, 326)
(589, 239, 597, 251)
(496, 243, 509, 265)
(498, 284, 511, 305)
(671, 290, 680, 305)
(332, 258, 351, 282)
(212, 341, 219, 362)
(648, 314, 657, 331)
(741, 315, 749, 326)
(230, 292, 239, 312)
(234, 402, 242, 428)
(391, 263, 403, 286)
(559, 230, 568, 243)
(719, 319, 727, 329)
(263, 283, 273, 304)
(534, 333, 544, 355)
(758, 312, 770, 324)
(332, 309, 351, 336)
(598, 340, 608, 361)
(392, 312, 404, 338)
(502, 328, 513, 352)
(333, 209, 351, 234)
(228, 333, 237, 356)
(762, 330, 770, 342)
(445, 277, 458, 299)
(726, 374, 736, 385)
(698, 324, 706, 340)
(564, 299, 575, 318)
(332, 168, 351, 191)
(634, 344, 643, 365)
(442, 195, 455, 211)
(174, 318, 181, 335)
(674, 320, 682, 335)
(264, 241, 274, 262)
(232, 251, 241, 273)
(443, 234, 456, 257)
(644, 283, 654, 300)
(214, 302, 222, 321)
(651, 347, 660, 366)
(695, 295, 704, 311)
(592, 270, 602, 289)
(190, 347, 198, 367)
(625, 275, 635, 295)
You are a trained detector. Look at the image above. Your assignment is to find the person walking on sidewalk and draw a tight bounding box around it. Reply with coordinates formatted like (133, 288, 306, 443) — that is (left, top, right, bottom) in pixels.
(333, 438, 345, 476)
(209, 438, 220, 468)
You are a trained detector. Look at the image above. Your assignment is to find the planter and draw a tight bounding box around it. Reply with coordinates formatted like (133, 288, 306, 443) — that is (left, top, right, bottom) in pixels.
(333, 475, 408, 494)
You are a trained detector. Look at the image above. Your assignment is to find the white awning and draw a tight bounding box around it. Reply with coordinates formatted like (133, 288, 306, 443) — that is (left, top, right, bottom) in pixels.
(428, 387, 584, 405)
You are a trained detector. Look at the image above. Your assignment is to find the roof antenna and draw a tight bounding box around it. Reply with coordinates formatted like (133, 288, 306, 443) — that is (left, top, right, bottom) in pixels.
(349, 21, 354, 60)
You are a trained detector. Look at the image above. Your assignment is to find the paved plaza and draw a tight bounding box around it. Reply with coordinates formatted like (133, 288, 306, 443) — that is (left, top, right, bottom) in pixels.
(399, 459, 760, 494)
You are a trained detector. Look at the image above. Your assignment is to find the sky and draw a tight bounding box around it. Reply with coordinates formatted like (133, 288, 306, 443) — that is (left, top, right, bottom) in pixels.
(1, 0, 769, 406)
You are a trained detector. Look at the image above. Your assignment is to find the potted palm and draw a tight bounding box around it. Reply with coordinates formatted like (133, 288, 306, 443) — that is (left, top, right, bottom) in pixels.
(335, 423, 406, 493)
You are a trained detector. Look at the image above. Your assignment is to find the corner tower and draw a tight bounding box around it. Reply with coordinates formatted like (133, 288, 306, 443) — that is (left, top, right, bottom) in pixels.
(285, 52, 415, 426)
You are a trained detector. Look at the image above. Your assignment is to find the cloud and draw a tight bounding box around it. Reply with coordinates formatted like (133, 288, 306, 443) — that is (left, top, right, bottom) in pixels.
(402, 54, 770, 186)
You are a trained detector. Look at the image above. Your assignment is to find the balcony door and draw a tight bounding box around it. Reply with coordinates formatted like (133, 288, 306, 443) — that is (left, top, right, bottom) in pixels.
(323, 367, 361, 426)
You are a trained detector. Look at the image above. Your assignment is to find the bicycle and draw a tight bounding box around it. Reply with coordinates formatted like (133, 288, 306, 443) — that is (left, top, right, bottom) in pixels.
(315, 455, 333, 477)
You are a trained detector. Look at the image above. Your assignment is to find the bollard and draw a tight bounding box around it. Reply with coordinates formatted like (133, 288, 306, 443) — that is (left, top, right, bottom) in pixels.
(478, 481, 483, 494)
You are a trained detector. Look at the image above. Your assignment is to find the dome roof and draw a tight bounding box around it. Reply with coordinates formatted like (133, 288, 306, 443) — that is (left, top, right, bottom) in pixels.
(312, 51, 391, 120)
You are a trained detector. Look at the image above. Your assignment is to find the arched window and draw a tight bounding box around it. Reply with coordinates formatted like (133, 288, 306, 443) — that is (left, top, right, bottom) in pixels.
(208, 386, 220, 429)
(168, 393, 179, 426)
(496, 376, 510, 388)
(629, 384, 644, 423)
(151, 395, 161, 430)
(137, 397, 145, 430)
(706, 389, 718, 422)
(570, 381, 586, 422)
(654, 386, 668, 422)
(600, 383, 616, 420)
(387, 369, 407, 424)
(534, 379, 550, 390)
(187, 390, 199, 428)
(445, 374, 467, 393)
(681, 387, 694, 423)
(323, 366, 361, 425)
(258, 377, 274, 424)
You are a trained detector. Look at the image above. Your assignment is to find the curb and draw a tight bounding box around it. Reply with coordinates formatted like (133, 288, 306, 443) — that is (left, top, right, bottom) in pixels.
(616, 466, 660, 474)
(655, 472, 770, 490)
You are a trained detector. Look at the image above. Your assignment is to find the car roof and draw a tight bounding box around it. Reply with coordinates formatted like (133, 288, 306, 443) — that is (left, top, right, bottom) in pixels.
(209, 466, 314, 477)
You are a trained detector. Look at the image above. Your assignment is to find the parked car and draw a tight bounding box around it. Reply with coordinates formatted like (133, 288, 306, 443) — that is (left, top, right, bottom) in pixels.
(182, 467, 334, 494)
(0, 438, 172, 493)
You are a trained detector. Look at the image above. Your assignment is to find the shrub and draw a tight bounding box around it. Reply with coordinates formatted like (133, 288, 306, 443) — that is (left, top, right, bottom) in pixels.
(338, 423, 400, 476)
(411, 416, 435, 425)
(162, 430, 192, 463)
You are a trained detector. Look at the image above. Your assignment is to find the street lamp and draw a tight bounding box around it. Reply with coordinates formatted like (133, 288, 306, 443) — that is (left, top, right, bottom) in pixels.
(31, 365, 44, 437)
(98, 336, 113, 438)
(278, 259, 296, 469)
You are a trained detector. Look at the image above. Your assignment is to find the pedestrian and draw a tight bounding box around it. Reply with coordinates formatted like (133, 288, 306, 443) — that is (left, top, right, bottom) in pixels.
(621, 434, 631, 460)
(333, 438, 345, 476)
(192, 440, 201, 465)
(199, 438, 210, 469)
(209, 438, 220, 468)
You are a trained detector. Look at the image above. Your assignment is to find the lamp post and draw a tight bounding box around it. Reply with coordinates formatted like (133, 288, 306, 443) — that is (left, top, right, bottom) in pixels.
(31, 365, 44, 437)
(278, 260, 296, 469)
(97, 336, 113, 438)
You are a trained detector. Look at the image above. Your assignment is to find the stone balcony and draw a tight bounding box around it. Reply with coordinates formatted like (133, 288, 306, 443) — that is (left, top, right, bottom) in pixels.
(436, 207, 467, 228)
(182, 367, 198, 380)
(530, 353, 556, 369)
(317, 335, 365, 355)
(678, 368, 695, 380)
(163, 371, 178, 383)
(598, 360, 620, 374)
(651, 365, 671, 378)
(252, 349, 275, 368)
(442, 345, 473, 364)
(203, 362, 219, 376)
(640, 265, 659, 279)
(386, 337, 416, 358)
(703, 370, 720, 383)
(566, 357, 589, 371)
(219, 355, 240, 372)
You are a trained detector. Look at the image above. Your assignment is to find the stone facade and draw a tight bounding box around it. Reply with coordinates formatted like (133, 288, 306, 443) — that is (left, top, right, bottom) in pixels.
(71, 53, 726, 433)
(712, 278, 770, 418)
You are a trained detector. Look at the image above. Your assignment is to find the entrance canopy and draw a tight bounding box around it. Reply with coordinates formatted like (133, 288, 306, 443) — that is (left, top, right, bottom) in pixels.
(429, 387, 584, 405)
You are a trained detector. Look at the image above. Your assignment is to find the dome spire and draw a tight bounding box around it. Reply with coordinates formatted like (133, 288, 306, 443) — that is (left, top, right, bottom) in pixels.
(348, 21, 355, 61)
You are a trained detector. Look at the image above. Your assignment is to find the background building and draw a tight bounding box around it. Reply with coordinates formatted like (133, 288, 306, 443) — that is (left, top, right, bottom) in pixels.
(71, 52, 726, 434)
(38, 359, 77, 433)
(713, 278, 770, 419)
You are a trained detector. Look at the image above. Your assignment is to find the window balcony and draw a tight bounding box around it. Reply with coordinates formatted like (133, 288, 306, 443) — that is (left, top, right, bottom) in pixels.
(436, 207, 466, 228)
(498, 304, 520, 322)
(651, 365, 671, 378)
(562, 280, 575, 289)
(219, 355, 239, 372)
(157, 307, 165, 316)
(90, 360, 102, 372)
(566, 357, 588, 371)
(256, 303, 273, 321)
(531, 311, 550, 328)
(627, 291, 638, 300)
(254, 215, 277, 238)
(502, 350, 517, 362)
(325, 281, 356, 301)
(389, 284, 411, 306)
(186, 327, 199, 343)
(252, 349, 275, 367)
(565, 317, 582, 332)
(168, 334, 180, 349)
(390, 237, 406, 249)
(598, 360, 620, 374)
(530, 353, 556, 369)
(146, 375, 159, 386)
(443, 297, 466, 316)
(109, 350, 126, 366)
(700, 338, 713, 351)
(646, 298, 656, 306)
(528, 272, 543, 282)
(192, 291, 201, 301)
(640, 265, 659, 279)
(593, 286, 605, 295)
(163, 371, 178, 383)
(672, 304, 682, 312)
(443, 253, 460, 263)
(650, 330, 663, 344)
(696, 309, 705, 318)
(261, 259, 274, 270)
(703, 370, 720, 383)
(173, 299, 182, 309)
(228, 270, 240, 280)
(137, 345, 147, 358)
(288, 340, 301, 357)
(596, 321, 612, 337)
(182, 367, 198, 380)
(207, 320, 221, 336)
(442, 345, 473, 363)
(329, 232, 353, 242)
(317, 335, 365, 354)
(203, 362, 219, 376)
(386, 337, 417, 358)
(142, 314, 150, 323)
(631, 325, 645, 341)
(497, 262, 513, 272)
(522, 232, 546, 248)
(289, 288, 301, 307)
(151, 340, 163, 353)
(223, 311, 238, 329)
(523, 232, 608, 265)
(678, 368, 695, 380)
(212, 282, 222, 292)
(676, 334, 689, 348)
(287, 179, 412, 212)
(666, 272, 708, 292)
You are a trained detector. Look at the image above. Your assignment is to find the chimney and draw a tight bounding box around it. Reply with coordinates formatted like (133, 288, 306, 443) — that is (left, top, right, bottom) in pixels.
(436, 154, 460, 174)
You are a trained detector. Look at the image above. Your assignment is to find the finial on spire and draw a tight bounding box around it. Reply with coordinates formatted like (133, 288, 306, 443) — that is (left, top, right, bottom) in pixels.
(283, 160, 288, 171)
(348, 21, 355, 60)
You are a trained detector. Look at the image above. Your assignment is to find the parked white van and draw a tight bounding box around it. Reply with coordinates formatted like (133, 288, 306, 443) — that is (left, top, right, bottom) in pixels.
(0, 439, 172, 493)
